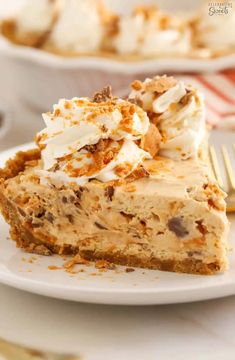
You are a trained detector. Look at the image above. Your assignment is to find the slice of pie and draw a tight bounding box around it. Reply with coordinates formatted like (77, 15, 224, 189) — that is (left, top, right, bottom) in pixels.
(0, 77, 229, 275)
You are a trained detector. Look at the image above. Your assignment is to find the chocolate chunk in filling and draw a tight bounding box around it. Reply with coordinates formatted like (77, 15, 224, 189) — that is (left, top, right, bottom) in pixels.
(167, 217, 189, 237)
(94, 221, 108, 230)
(46, 212, 54, 223)
(187, 250, 202, 257)
(105, 185, 115, 201)
(18, 207, 26, 217)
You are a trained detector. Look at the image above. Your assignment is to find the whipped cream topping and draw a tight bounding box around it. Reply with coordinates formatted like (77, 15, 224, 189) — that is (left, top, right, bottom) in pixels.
(141, 27, 191, 56)
(36, 94, 151, 186)
(129, 76, 206, 160)
(49, 0, 104, 52)
(114, 12, 144, 55)
(16, 0, 56, 35)
(195, 4, 235, 51)
(114, 7, 191, 56)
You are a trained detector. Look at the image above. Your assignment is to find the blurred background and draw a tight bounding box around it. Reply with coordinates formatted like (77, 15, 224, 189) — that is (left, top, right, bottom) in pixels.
(0, 0, 204, 15)
(0, 0, 235, 151)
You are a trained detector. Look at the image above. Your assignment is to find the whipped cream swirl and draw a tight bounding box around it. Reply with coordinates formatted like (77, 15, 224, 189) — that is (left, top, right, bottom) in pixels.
(129, 76, 206, 160)
(49, 0, 104, 53)
(16, 0, 56, 35)
(114, 7, 191, 56)
(36, 95, 151, 186)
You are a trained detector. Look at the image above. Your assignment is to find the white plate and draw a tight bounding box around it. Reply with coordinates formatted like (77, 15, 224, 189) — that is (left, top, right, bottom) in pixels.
(0, 135, 234, 306)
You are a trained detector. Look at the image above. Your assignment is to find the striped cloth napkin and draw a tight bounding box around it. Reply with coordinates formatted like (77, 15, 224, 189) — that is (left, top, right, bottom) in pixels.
(176, 70, 235, 129)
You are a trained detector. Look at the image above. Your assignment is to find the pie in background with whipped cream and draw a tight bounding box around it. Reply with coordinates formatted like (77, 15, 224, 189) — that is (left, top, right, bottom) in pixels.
(1, 0, 235, 59)
(0, 76, 229, 275)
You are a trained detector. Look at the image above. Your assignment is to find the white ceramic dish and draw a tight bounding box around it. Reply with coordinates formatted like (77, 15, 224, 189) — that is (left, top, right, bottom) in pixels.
(0, 131, 234, 305)
(1, 35, 235, 111)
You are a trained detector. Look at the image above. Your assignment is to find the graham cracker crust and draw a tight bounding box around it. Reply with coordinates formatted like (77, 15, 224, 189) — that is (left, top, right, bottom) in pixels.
(0, 148, 40, 181)
(0, 149, 225, 275)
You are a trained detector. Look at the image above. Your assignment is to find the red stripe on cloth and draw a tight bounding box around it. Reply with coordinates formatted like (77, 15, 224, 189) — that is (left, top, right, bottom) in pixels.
(196, 75, 235, 105)
(222, 69, 235, 76)
(206, 104, 235, 117)
(205, 93, 235, 116)
(204, 100, 231, 120)
(206, 118, 216, 126)
(219, 111, 235, 117)
(221, 70, 235, 84)
(204, 104, 235, 123)
(205, 102, 222, 124)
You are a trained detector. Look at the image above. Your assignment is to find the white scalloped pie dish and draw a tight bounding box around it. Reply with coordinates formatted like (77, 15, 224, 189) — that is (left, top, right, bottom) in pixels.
(1, 35, 235, 110)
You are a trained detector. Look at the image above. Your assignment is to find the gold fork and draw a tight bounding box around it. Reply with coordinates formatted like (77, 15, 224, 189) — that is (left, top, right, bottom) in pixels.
(0, 338, 80, 360)
(209, 144, 235, 212)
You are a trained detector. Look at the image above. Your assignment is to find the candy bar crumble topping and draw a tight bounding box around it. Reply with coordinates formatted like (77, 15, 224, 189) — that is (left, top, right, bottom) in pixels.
(35, 87, 162, 187)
